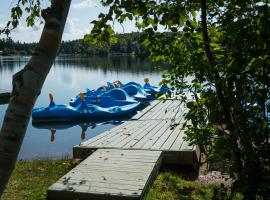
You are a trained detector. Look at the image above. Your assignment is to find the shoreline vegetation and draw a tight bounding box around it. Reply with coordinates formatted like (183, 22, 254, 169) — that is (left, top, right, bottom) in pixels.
(2, 158, 237, 200)
(0, 32, 148, 57)
(0, 92, 10, 105)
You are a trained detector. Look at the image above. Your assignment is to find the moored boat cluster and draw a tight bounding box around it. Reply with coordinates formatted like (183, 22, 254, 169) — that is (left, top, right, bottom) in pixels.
(32, 79, 169, 121)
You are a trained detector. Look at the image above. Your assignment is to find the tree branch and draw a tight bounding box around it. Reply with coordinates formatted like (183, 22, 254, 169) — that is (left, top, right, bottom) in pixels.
(200, 0, 233, 129)
(200, 0, 243, 174)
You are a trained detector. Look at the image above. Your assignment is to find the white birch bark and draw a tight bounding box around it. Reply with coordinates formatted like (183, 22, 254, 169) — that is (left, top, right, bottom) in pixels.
(0, 0, 71, 196)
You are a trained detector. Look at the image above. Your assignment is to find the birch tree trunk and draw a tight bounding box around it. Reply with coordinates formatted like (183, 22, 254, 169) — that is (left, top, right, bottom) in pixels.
(0, 0, 71, 196)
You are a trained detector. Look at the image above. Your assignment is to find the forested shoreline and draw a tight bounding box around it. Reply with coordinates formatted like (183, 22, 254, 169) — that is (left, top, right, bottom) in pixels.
(0, 32, 148, 56)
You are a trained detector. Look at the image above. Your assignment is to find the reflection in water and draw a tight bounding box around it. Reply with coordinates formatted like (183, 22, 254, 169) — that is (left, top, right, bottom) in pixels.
(33, 120, 123, 143)
(81, 130, 86, 141)
(0, 55, 162, 159)
(0, 55, 158, 74)
(50, 129, 56, 142)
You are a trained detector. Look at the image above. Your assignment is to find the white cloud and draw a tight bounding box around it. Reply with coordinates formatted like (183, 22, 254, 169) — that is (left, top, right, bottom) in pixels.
(71, 0, 97, 9)
(65, 18, 77, 35)
(63, 18, 89, 40)
(1, 23, 43, 42)
(10, 24, 42, 35)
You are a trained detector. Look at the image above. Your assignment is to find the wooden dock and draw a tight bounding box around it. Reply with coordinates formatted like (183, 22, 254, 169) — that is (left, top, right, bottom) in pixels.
(48, 149, 162, 200)
(48, 98, 200, 200)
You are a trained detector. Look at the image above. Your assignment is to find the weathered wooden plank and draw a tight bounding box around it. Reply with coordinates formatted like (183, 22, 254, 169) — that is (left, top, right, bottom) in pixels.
(92, 153, 160, 159)
(164, 100, 184, 119)
(174, 107, 188, 120)
(141, 100, 172, 120)
(179, 140, 194, 151)
(48, 189, 140, 200)
(158, 100, 179, 119)
(149, 100, 174, 120)
(93, 149, 161, 156)
(65, 170, 151, 181)
(160, 125, 184, 150)
(114, 120, 161, 148)
(169, 129, 185, 151)
(103, 120, 155, 148)
(73, 165, 155, 172)
(89, 153, 161, 159)
(86, 121, 143, 147)
(159, 100, 180, 118)
(139, 100, 184, 120)
(48, 149, 162, 200)
(69, 169, 154, 178)
(128, 120, 168, 149)
(54, 177, 147, 188)
(131, 100, 161, 120)
(141, 121, 173, 149)
(50, 182, 142, 194)
(146, 101, 177, 119)
(87, 156, 159, 163)
(79, 121, 128, 146)
(151, 126, 179, 150)
(57, 175, 147, 186)
(152, 112, 186, 150)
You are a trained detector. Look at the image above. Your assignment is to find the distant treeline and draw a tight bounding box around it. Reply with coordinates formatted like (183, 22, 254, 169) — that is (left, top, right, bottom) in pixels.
(0, 38, 36, 55)
(0, 32, 148, 56)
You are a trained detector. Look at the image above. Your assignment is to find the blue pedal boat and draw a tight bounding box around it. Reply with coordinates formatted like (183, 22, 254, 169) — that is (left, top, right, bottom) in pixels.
(32, 94, 141, 121)
(111, 80, 169, 97)
(69, 88, 137, 107)
(143, 82, 170, 96)
(107, 81, 152, 101)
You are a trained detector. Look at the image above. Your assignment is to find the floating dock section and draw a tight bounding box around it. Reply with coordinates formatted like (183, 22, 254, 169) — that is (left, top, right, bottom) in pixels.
(48, 98, 199, 200)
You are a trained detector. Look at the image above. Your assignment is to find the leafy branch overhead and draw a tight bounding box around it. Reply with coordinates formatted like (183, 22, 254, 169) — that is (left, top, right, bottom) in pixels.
(89, 0, 270, 199)
(0, 0, 43, 35)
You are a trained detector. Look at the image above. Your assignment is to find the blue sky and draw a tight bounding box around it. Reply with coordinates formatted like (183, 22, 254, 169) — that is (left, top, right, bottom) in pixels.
(0, 0, 137, 42)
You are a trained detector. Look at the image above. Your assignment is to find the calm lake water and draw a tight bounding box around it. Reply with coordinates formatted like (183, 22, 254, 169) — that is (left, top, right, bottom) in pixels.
(0, 55, 162, 160)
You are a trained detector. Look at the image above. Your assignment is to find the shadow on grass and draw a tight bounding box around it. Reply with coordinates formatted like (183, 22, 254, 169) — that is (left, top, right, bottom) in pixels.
(160, 164, 199, 181)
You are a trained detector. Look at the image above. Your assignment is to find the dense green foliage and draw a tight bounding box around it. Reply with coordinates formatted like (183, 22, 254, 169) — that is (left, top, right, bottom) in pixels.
(0, 0, 42, 36)
(1, 158, 75, 200)
(0, 33, 148, 56)
(0, 38, 35, 55)
(89, 0, 270, 199)
(60, 32, 148, 56)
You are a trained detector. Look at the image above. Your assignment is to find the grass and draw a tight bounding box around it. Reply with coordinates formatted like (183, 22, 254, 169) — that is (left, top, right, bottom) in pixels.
(1, 158, 75, 200)
(144, 172, 215, 200)
(2, 159, 239, 200)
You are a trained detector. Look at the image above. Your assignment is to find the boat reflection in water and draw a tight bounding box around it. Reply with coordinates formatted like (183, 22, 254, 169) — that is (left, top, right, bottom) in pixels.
(32, 119, 123, 142)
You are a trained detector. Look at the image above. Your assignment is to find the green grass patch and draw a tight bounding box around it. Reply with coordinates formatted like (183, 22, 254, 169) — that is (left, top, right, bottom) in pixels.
(144, 172, 215, 200)
(2, 158, 75, 200)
